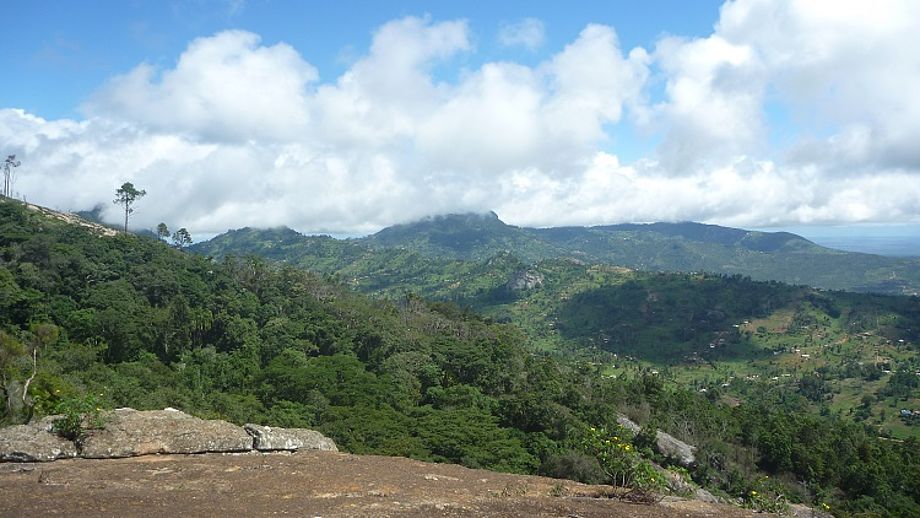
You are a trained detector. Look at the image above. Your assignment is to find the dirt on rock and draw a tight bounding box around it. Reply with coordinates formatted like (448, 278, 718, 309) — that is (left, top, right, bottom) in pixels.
(0, 451, 772, 517)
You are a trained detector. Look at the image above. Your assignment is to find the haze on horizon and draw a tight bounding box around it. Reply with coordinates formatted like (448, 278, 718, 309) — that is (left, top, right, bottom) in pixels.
(2, 0, 920, 240)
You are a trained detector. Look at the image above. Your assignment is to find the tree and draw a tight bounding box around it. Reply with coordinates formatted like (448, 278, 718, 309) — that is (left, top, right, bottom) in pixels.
(113, 182, 146, 234)
(2, 155, 21, 198)
(0, 331, 25, 420)
(172, 227, 192, 249)
(156, 222, 170, 242)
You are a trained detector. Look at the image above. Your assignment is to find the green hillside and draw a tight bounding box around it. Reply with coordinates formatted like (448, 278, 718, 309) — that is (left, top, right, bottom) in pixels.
(5, 197, 920, 515)
(194, 214, 920, 295)
(192, 219, 920, 441)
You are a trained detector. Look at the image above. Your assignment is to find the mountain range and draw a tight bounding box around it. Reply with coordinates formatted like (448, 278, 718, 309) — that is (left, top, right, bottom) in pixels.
(193, 212, 920, 296)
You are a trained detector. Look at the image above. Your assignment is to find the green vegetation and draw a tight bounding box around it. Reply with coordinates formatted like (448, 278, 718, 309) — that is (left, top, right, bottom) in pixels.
(113, 182, 146, 234)
(194, 212, 920, 296)
(3, 198, 920, 515)
(193, 218, 920, 440)
(51, 393, 108, 444)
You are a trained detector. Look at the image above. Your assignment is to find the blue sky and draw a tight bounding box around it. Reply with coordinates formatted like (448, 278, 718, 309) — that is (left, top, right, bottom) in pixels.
(3, 1, 721, 119)
(2, 0, 919, 245)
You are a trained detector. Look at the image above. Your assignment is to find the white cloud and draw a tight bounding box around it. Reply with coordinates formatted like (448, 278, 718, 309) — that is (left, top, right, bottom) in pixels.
(650, 0, 920, 175)
(84, 30, 318, 143)
(3, 5, 920, 237)
(498, 18, 545, 50)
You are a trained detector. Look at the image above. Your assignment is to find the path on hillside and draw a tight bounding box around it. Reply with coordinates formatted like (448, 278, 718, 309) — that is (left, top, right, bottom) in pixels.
(0, 451, 770, 517)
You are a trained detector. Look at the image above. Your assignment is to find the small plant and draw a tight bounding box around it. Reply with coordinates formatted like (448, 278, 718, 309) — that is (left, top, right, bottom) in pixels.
(579, 425, 666, 492)
(51, 394, 108, 444)
(741, 476, 789, 514)
(549, 482, 568, 497)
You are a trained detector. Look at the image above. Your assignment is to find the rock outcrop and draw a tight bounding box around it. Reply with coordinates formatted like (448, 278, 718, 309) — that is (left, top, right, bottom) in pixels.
(80, 408, 253, 459)
(507, 270, 544, 291)
(0, 416, 77, 462)
(0, 407, 337, 462)
(245, 424, 338, 452)
(616, 414, 696, 467)
(655, 430, 696, 467)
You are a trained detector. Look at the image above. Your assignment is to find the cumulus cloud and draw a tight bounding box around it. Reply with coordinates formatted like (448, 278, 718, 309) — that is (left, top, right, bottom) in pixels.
(650, 0, 920, 176)
(84, 30, 318, 142)
(3, 3, 920, 237)
(498, 18, 545, 50)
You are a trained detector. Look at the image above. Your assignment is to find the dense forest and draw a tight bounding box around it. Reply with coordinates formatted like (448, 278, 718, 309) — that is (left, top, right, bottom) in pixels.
(2, 199, 920, 516)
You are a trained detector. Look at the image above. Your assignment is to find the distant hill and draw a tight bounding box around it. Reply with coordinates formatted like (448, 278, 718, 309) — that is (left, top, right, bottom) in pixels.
(193, 213, 920, 295)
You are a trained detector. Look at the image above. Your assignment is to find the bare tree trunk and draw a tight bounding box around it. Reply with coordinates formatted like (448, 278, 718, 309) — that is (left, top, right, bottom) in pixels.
(21, 348, 37, 408)
(124, 205, 129, 233)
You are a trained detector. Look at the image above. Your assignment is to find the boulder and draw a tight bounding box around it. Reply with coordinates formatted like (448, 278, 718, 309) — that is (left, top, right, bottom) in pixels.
(615, 414, 696, 467)
(80, 408, 252, 459)
(0, 416, 77, 462)
(244, 424, 337, 452)
(654, 430, 696, 467)
(615, 414, 642, 434)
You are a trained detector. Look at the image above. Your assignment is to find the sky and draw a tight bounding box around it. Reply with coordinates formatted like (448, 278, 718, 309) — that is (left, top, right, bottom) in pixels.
(2, 0, 920, 240)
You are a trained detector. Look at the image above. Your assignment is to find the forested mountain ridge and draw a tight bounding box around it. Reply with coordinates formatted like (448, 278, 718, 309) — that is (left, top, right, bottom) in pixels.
(192, 214, 920, 442)
(3, 198, 920, 515)
(193, 212, 920, 296)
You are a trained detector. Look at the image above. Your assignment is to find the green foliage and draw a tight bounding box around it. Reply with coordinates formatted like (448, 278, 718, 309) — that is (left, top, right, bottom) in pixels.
(540, 450, 606, 484)
(51, 393, 108, 443)
(579, 425, 666, 491)
(741, 476, 789, 514)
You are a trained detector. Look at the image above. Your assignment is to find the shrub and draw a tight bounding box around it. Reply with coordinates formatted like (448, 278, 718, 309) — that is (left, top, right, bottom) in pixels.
(51, 393, 108, 444)
(541, 450, 607, 484)
(579, 425, 666, 491)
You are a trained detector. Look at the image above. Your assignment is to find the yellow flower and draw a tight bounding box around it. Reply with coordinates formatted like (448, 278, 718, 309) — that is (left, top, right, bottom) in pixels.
(750, 491, 758, 496)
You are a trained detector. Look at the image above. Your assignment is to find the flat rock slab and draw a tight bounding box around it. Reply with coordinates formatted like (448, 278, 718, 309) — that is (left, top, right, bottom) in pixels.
(80, 408, 252, 459)
(0, 416, 77, 462)
(0, 451, 774, 517)
(244, 424, 337, 452)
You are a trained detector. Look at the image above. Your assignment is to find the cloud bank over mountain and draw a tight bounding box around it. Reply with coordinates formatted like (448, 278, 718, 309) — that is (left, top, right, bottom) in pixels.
(2, 0, 919, 235)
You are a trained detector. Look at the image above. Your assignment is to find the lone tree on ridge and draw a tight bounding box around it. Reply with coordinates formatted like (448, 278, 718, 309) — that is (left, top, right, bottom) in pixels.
(113, 182, 146, 234)
(2, 155, 21, 198)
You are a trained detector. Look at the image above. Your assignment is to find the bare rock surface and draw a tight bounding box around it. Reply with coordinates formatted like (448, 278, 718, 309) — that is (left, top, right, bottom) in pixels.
(244, 423, 338, 452)
(616, 414, 642, 434)
(0, 416, 77, 462)
(0, 451, 774, 517)
(507, 270, 544, 291)
(654, 430, 697, 467)
(615, 414, 697, 467)
(80, 408, 252, 458)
